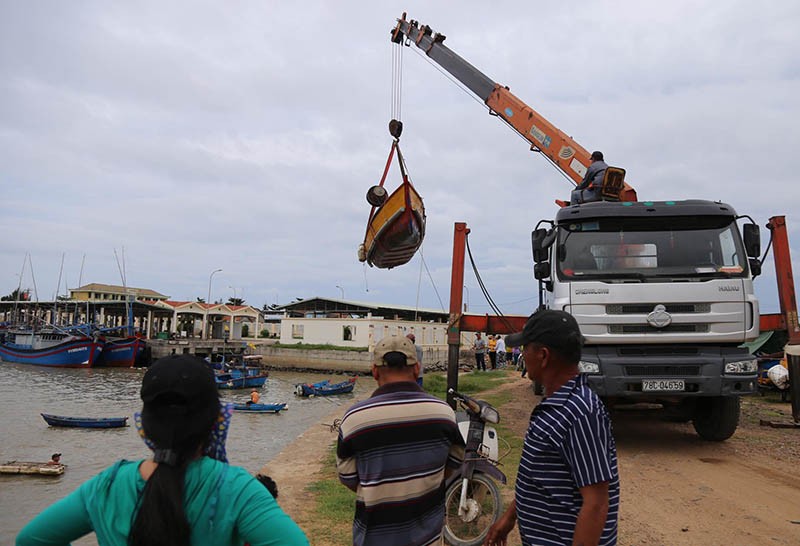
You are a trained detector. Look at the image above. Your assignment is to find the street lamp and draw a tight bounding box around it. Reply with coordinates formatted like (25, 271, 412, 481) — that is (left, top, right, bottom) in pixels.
(336, 285, 345, 299)
(463, 285, 470, 312)
(204, 268, 222, 340)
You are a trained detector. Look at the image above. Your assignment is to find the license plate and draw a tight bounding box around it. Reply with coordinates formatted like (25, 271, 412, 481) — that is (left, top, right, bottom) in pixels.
(642, 379, 685, 392)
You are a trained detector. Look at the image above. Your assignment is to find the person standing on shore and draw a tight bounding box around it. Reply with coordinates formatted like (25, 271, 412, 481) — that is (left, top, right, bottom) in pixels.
(487, 334, 498, 369)
(496, 335, 506, 367)
(406, 332, 424, 387)
(485, 310, 619, 546)
(336, 336, 464, 546)
(473, 332, 487, 371)
(16, 355, 309, 546)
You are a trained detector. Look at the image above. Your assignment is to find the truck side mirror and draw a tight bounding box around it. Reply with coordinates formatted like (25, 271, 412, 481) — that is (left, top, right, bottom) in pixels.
(749, 258, 761, 279)
(532, 229, 548, 263)
(534, 262, 550, 280)
(743, 224, 760, 258)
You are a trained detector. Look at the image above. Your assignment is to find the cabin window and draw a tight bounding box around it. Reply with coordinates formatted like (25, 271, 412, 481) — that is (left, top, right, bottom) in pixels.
(343, 325, 355, 341)
(291, 324, 304, 339)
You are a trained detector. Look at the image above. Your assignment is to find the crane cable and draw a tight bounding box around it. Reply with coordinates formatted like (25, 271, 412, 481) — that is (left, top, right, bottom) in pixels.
(465, 232, 516, 333)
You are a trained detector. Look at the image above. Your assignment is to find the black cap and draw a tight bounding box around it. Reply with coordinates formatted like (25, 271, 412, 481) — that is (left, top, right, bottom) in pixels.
(140, 355, 219, 448)
(505, 310, 584, 359)
(591, 151, 604, 161)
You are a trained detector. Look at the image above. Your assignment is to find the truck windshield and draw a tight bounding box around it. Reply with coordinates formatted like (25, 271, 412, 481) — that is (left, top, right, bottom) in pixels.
(556, 217, 749, 280)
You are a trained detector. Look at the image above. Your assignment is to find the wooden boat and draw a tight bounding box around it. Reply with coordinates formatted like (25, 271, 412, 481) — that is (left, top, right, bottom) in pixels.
(215, 367, 269, 390)
(41, 413, 128, 428)
(0, 461, 65, 476)
(232, 402, 287, 413)
(0, 330, 104, 368)
(294, 377, 357, 397)
(359, 139, 426, 269)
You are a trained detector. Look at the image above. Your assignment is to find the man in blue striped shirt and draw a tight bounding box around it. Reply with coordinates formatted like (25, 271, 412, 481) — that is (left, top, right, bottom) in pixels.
(486, 310, 619, 546)
(337, 336, 464, 546)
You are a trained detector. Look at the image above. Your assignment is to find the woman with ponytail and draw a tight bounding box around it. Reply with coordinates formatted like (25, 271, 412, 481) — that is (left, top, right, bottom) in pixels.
(17, 355, 308, 546)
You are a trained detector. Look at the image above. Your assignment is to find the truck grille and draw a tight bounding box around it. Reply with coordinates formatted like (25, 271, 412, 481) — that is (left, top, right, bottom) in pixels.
(625, 365, 701, 376)
(618, 347, 699, 356)
(606, 303, 711, 314)
(608, 324, 710, 334)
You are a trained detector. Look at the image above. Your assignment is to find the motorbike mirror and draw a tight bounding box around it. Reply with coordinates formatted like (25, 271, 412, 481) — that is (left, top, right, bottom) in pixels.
(480, 404, 500, 424)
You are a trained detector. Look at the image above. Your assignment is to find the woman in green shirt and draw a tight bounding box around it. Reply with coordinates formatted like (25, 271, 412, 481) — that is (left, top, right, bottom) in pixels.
(16, 355, 308, 546)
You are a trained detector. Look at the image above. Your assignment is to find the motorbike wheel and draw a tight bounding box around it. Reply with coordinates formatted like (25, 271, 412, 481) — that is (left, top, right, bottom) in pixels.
(443, 473, 502, 546)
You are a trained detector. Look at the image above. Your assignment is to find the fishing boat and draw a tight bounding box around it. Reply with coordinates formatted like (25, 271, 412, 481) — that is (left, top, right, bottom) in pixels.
(41, 413, 128, 428)
(95, 335, 146, 368)
(0, 330, 104, 368)
(294, 377, 357, 397)
(0, 461, 65, 476)
(215, 367, 269, 390)
(358, 137, 426, 269)
(232, 402, 287, 413)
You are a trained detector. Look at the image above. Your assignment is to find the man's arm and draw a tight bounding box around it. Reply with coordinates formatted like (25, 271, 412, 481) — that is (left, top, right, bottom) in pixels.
(572, 481, 610, 546)
(336, 430, 359, 492)
(484, 498, 516, 546)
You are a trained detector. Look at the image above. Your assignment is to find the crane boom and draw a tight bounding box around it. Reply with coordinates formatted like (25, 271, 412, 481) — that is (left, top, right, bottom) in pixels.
(391, 13, 637, 202)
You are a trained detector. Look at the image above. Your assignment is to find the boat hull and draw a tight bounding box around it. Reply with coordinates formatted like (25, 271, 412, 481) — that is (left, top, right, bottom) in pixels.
(41, 413, 128, 428)
(96, 337, 145, 368)
(362, 183, 425, 269)
(232, 402, 287, 413)
(215, 368, 269, 390)
(0, 338, 104, 368)
(294, 377, 356, 397)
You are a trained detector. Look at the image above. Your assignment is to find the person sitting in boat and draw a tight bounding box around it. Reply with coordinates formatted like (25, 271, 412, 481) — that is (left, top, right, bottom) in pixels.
(16, 355, 308, 546)
(247, 388, 261, 406)
(47, 453, 61, 465)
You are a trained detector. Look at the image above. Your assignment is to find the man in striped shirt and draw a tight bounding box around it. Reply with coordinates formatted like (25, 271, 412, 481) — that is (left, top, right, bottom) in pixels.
(337, 336, 464, 546)
(486, 310, 619, 546)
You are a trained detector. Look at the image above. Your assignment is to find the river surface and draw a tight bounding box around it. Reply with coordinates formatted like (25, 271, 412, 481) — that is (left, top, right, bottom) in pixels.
(0, 363, 367, 544)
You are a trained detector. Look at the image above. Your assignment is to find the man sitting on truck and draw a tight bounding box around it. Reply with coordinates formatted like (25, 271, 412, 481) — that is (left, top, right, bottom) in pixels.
(570, 151, 607, 205)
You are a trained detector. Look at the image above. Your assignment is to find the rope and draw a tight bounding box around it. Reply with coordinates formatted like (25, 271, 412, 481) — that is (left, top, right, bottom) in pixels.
(465, 232, 516, 332)
(420, 247, 446, 312)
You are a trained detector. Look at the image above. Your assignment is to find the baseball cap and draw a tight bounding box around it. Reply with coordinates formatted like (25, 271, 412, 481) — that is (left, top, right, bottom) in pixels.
(505, 310, 584, 357)
(374, 336, 418, 366)
(140, 355, 220, 448)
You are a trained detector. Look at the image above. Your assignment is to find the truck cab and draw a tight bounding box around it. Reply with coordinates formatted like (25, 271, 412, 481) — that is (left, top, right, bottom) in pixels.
(533, 199, 762, 440)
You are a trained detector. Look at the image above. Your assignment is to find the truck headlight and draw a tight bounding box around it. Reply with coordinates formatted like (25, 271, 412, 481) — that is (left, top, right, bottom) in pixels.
(725, 359, 758, 374)
(578, 361, 600, 374)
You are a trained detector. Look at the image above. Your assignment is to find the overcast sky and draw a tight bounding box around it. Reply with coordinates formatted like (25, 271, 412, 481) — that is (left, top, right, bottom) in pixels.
(2, 1, 798, 316)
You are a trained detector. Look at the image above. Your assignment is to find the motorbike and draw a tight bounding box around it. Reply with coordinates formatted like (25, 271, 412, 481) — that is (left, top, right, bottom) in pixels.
(443, 389, 508, 546)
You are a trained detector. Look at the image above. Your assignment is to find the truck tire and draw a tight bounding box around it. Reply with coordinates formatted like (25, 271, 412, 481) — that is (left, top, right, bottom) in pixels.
(692, 396, 740, 441)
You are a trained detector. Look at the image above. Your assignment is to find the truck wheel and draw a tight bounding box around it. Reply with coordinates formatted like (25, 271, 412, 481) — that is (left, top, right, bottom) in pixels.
(692, 396, 740, 441)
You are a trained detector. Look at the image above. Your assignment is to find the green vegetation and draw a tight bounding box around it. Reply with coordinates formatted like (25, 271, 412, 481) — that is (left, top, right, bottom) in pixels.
(272, 342, 368, 352)
(304, 370, 526, 540)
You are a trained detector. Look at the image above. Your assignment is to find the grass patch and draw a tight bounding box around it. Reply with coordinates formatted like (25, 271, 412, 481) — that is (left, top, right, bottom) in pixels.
(304, 450, 355, 543)
(423, 371, 508, 401)
(272, 342, 368, 352)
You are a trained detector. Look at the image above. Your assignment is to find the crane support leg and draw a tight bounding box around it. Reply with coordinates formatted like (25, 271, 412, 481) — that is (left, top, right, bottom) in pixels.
(446, 223, 469, 409)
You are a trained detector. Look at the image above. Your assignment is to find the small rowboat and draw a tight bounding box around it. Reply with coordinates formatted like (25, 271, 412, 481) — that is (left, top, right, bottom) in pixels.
(294, 377, 357, 397)
(232, 402, 287, 413)
(0, 461, 65, 476)
(41, 413, 128, 428)
(358, 138, 425, 270)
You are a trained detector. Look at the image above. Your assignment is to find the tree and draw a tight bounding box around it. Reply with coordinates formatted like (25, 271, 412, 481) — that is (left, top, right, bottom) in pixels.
(196, 297, 206, 303)
(227, 297, 245, 306)
(1, 288, 30, 302)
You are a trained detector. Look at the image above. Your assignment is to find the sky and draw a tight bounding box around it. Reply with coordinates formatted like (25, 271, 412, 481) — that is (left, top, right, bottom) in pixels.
(2, 1, 799, 316)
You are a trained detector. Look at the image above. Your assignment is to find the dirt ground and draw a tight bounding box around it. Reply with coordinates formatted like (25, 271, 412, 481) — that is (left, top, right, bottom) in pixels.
(262, 375, 800, 545)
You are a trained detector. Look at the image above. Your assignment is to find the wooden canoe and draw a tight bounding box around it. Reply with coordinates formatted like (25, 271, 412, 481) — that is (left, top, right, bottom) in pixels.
(41, 413, 128, 428)
(0, 461, 65, 476)
(360, 182, 425, 269)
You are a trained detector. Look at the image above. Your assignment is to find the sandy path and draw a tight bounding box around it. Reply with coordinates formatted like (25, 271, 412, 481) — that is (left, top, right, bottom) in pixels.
(262, 375, 800, 545)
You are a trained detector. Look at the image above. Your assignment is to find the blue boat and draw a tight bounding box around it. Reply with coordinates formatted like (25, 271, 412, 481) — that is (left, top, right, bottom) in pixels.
(294, 377, 357, 397)
(232, 402, 287, 413)
(41, 413, 128, 428)
(95, 336, 146, 368)
(0, 331, 104, 368)
(215, 367, 269, 390)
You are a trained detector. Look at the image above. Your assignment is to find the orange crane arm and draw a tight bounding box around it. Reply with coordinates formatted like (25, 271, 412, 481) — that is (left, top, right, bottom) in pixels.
(392, 13, 636, 202)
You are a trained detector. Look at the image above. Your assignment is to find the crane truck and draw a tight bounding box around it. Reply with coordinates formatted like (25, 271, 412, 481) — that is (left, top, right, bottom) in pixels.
(392, 14, 763, 440)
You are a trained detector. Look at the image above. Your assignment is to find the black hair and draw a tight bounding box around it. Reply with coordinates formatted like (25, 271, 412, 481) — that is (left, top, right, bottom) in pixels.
(256, 474, 279, 499)
(129, 386, 220, 545)
(382, 351, 408, 368)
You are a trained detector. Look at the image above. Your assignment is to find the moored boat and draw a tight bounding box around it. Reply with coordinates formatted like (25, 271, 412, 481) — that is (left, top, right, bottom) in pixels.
(41, 413, 128, 428)
(0, 331, 104, 368)
(215, 367, 269, 390)
(95, 335, 145, 368)
(232, 402, 287, 413)
(294, 377, 357, 397)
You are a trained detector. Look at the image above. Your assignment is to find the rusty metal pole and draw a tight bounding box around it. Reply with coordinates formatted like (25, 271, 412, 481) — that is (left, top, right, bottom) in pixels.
(446, 223, 469, 409)
(767, 216, 800, 423)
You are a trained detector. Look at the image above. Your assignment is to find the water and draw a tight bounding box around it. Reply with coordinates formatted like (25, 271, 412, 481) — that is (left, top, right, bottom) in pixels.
(0, 363, 366, 544)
